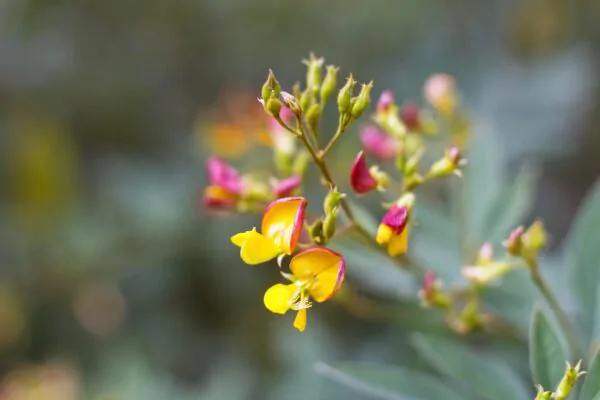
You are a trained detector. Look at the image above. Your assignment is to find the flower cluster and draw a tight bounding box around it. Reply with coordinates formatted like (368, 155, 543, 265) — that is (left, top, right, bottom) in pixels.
(201, 54, 471, 332)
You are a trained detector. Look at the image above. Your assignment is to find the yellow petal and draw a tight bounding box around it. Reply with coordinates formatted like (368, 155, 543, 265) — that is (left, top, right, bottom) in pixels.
(376, 224, 393, 245)
(230, 228, 256, 247)
(293, 308, 307, 332)
(239, 230, 280, 265)
(388, 226, 409, 256)
(205, 184, 237, 201)
(290, 248, 345, 302)
(264, 283, 297, 314)
(261, 197, 307, 254)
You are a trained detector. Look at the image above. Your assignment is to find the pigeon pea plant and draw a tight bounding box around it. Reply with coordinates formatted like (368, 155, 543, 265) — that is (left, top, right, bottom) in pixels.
(202, 54, 600, 399)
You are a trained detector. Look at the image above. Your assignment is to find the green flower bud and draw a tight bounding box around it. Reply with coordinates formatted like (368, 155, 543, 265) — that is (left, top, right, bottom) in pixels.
(323, 187, 346, 215)
(308, 219, 326, 245)
(320, 65, 338, 103)
(304, 53, 324, 97)
(524, 219, 547, 252)
(299, 89, 312, 113)
(337, 74, 356, 115)
(555, 361, 585, 400)
(350, 81, 373, 119)
(368, 165, 389, 191)
(281, 91, 302, 117)
(404, 148, 424, 176)
(266, 97, 282, 118)
(306, 103, 321, 134)
(503, 226, 524, 256)
(534, 385, 552, 400)
(403, 173, 423, 191)
(261, 69, 280, 101)
(323, 208, 338, 240)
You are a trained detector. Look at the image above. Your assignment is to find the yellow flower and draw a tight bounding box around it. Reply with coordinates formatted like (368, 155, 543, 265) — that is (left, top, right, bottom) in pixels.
(231, 197, 307, 265)
(376, 205, 410, 256)
(263, 247, 345, 332)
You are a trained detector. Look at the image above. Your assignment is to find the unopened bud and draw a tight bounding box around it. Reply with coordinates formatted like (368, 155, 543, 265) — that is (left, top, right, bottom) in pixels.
(404, 148, 424, 176)
(476, 242, 494, 265)
(337, 74, 356, 115)
(280, 92, 302, 117)
(504, 226, 525, 255)
(323, 208, 338, 240)
(304, 53, 324, 97)
(427, 146, 466, 178)
(299, 89, 312, 113)
(400, 102, 421, 132)
(424, 73, 457, 117)
(350, 81, 373, 119)
(396, 192, 416, 211)
(308, 219, 326, 245)
(306, 103, 321, 133)
(555, 361, 585, 400)
(266, 98, 282, 118)
(262, 69, 281, 102)
(403, 174, 424, 191)
(376, 90, 395, 114)
(534, 385, 552, 400)
(320, 65, 338, 103)
(524, 219, 547, 252)
(418, 272, 451, 309)
(324, 187, 346, 215)
(462, 262, 512, 286)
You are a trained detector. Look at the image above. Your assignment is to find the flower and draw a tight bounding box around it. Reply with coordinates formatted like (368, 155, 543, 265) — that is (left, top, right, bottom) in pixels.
(376, 90, 395, 113)
(400, 102, 421, 132)
(418, 272, 451, 309)
(376, 205, 410, 256)
(203, 156, 243, 208)
(423, 74, 457, 116)
(350, 151, 378, 194)
(231, 197, 307, 264)
(359, 125, 400, 160)
(272, 176, 302, 198)
(263, 247, 345, 332)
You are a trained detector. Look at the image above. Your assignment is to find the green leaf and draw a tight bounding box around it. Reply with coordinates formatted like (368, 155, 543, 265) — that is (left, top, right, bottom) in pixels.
(566, 180, 600, 345)
(529, 307, 566, 390)
(580, 347, 600, 400)
(411, 334, 531, 400)
(481, 164, 538, 244)
(315, 362, 465, 400)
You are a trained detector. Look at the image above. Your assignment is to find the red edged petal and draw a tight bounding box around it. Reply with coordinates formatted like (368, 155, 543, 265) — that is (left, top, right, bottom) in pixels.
(350, 151, 377, 194)
(381, 205, 408, 234)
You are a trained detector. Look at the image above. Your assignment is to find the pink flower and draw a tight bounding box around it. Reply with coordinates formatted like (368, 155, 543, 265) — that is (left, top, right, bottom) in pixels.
(359, 125, 400, 160)
(273, 176, 302, 198)
(203, 156, 243, 209)
(400, 102, 421, 131)
(381, 205, 409, 234)
(350, 151, 377, 194)
(376, 90, 395, 113)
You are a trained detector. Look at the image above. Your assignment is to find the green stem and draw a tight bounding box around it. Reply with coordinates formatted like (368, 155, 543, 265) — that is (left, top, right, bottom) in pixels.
(321, 116, 348, 158)
(529, 259, 584, 362)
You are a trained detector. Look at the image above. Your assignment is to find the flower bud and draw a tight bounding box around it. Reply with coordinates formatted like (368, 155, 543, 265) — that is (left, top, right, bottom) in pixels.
(476, 242, 494, 265)
(400, 102, 422, 132)
(396, 192, 416, 211)
(418, 272, 451, 309)
(524, 219, 547, 252)
(308, 219, 326, 245)
(427, 146, 466, 178)
(266, 98, 282, 119)
(262, 69, 281, 102)
(272, 176, 302, 198)
(368, 165, 389, 191)
(337, 74, 356, 115)
(424, 73, 457, 117)
(321, 65, 338, 103)
(280, 92, 302, 117)
(304, 53, 324, 97)
(359, 125, 401, 160)
(323, 208, 338, 240)
(461, 262, 512, 286)
(534, 385, 552, 400)
(376, 90, 395, 114)
(324, 187, 346, 215)
(306, 103, 321, 133)
(299, 89, 312, 113)
(554, 361, 585, 400)
(504, 226, 525, 256)
(350, 81, 373, 119)
(350, 151, 377, 194)
(403, 174, 424, 191)
(404, 148, 424, 176)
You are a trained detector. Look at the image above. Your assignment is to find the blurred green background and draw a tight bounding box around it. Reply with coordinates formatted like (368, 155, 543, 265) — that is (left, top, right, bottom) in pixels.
(1, 0, 600, 399)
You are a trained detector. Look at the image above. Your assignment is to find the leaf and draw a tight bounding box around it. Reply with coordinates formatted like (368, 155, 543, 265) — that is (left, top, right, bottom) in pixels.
(481, 164, 538, 244)
(565, 180, 600, 345)
(329, 239, 414, 299)
(580, 347, 600, 400)
(529, 307, 566, 390)
(315, 362, 465, 400)
(411, 334, 531, 400)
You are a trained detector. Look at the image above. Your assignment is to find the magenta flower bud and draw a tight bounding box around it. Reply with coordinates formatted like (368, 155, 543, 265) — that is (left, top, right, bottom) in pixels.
(376, 90, 395, 113)
(400, 102, 421, 131)
(350, 151, 377, 194)
(447, 146, 462, 165)
(206, 156, 243, 194)
(477, 242, 494, 265)
(273, 176, 302, 198)
(359, 125, 400, 160)
(421, 271, 437, 302)
(381, 205, 409, 234)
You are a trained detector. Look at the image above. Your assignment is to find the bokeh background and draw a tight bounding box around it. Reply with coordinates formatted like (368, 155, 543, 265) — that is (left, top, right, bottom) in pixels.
(1, 0, 600, 399)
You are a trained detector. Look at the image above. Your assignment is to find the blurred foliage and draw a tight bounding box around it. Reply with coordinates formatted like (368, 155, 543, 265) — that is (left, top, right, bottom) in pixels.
(0, 0, 600, 399)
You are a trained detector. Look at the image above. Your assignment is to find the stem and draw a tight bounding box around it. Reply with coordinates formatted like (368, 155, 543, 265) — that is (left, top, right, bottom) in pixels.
(529, 258, 584, 362)
(321, 116, 348, 158)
